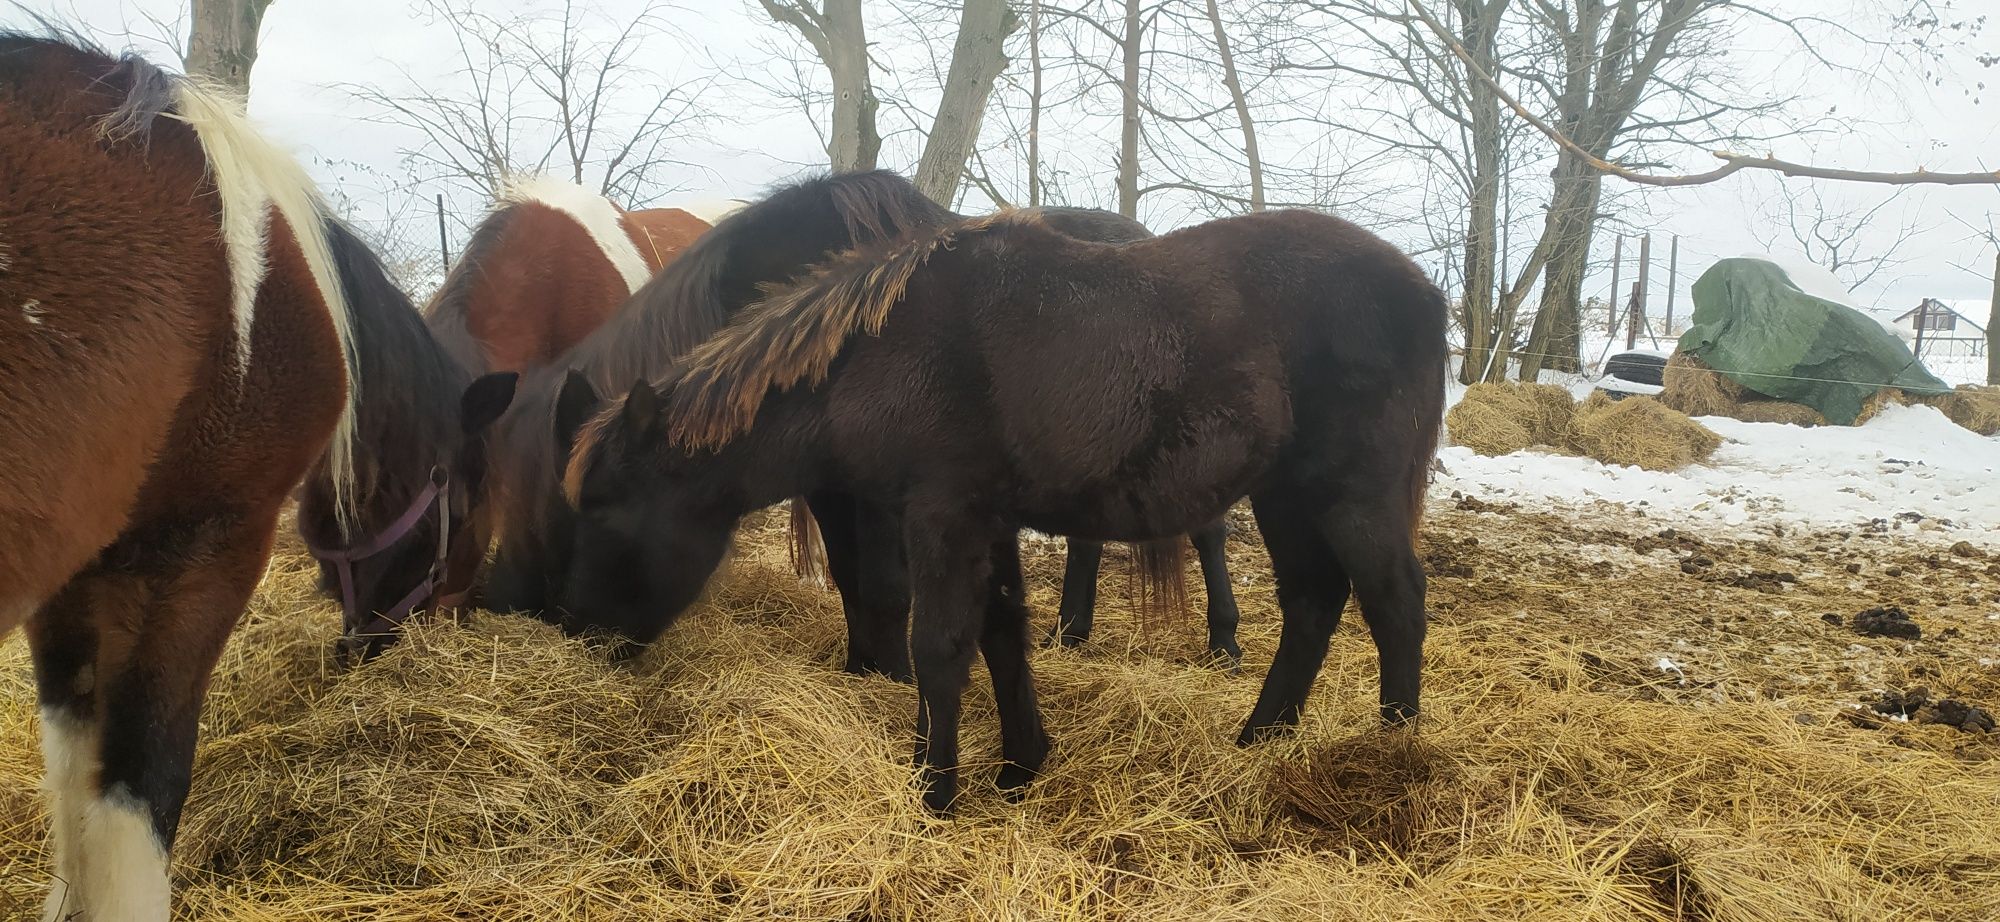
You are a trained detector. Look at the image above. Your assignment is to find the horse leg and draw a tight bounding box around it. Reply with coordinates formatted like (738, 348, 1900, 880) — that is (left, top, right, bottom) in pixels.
(981, 537, 1050, 799)
(43, 514, 272, 921)
(809, 493, 913, 681)
(1319, 503, 1427, 726)
(1190, 517, 1243, 669)
(1238, 494, 1350, 745)
(1043, 538, 1102, 648)
(904, 504, 994, 814)
(26, 583, 97, 922)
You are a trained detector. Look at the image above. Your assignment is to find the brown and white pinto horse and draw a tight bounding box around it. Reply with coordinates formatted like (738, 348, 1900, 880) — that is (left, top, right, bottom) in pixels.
(425, 176, 713, 375)
(2, 32, 360, 921)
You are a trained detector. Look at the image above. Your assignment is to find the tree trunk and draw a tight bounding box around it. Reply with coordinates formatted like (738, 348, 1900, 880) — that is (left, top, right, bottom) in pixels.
(823, 0, 879, 171)
(912, 0, 1020, 205)
(1519, 152, 1600, 379)
(1202, 0, 1261, 211)
(1455, 0, 1506, 384)
(1027, 0, 1042, 207)
(187, 0, 275, 95)
(1117, 0, 1141, 218)
(1988, 248, 1998, 385)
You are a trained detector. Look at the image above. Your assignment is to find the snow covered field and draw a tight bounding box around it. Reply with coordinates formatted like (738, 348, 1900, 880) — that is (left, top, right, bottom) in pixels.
(1439, 395, 2000, 544)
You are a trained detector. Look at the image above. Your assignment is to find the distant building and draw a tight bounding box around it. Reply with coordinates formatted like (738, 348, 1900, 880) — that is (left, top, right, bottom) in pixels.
(1889, 299, 1986, 343)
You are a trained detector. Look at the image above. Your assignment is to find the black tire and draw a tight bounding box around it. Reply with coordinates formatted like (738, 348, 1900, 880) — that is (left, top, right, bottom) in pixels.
(1604, 351, 1667, 387)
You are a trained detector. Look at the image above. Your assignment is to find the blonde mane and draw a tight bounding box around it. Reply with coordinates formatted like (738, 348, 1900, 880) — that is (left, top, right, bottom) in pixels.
(662, 210, 1028, 451)
(151, 80, 362, 530)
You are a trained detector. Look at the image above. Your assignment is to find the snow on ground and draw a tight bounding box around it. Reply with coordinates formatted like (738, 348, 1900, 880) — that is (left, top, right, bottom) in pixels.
(1437, 402, 2000, 544)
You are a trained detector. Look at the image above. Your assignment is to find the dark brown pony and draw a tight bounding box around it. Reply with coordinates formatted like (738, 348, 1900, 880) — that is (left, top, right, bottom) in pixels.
(292, 221, 518, 661)
(1, 31, 365, 919)
(558, 208, 1447, 812)
(477, 170, 965, 679)
(425, 176, 712, 376)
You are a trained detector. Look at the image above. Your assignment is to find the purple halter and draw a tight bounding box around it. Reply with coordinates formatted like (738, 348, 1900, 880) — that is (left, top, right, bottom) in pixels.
(305, 466, 461, 640)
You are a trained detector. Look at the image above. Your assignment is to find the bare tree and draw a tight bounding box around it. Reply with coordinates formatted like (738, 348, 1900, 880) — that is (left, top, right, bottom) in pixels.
(759, 0, 882, 171)
(344, 0, 712, 206)
(912, 0, 1021, 201)
(1200, 0, 1262, 210)
(1755, 185, 1924, 290)
(187, 0, 272, 94)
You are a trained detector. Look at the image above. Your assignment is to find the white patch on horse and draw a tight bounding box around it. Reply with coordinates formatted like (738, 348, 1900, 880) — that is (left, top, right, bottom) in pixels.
(76, 787, 170, 922)
(172, 79, 362, 532)
(499, 175, 652, 294)
(22, 298, 45, 325)
(38, 711, 97, 922)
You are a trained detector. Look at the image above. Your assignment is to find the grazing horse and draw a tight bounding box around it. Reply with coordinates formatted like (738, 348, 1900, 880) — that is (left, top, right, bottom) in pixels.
(292, 222, 518, 660)
(556, 208, 1447, 812)
(2, 32, 364, 920)
(476, 170, 961, 679)
(425, 176, 712, 375)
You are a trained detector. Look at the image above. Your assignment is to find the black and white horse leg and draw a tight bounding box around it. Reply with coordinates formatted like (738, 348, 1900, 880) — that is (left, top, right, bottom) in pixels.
(980, 537, 1050, 798)
(26, 580, 100, 922)
(904, 504, 994, 814)
(1320, 503, 1427, 726)
(37, 516, 268, 922)
(1238, 494, 1350, 745)
(1044, 537, 1102, 648)
(1189, 517, 1243, 668)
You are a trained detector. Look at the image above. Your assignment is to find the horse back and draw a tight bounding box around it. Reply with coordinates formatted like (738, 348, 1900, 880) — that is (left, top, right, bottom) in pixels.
(0, 37, 347, 624)
(622, 207, 712, 273)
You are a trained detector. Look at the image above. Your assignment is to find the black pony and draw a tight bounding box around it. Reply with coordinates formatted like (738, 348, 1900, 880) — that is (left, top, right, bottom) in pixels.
(557, 208, 1447, 811)
(293, 221, 518, 660)
(477, 170, 1228, 675)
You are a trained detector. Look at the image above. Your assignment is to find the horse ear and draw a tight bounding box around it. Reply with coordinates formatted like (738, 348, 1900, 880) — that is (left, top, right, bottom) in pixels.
(460, 372, 518, 435)
(622, 380, 661, 439)
(554, 370, 601, 456)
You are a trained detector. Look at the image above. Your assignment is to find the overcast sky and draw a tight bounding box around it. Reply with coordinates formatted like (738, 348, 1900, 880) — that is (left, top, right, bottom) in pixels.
(9, 0, 1997, 319)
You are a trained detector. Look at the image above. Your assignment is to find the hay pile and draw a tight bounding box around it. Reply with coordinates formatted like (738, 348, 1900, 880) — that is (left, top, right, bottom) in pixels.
(1661, 353, 2000, 435)
(3, 510, 1997, 921)
(1568, 392, 1723, 471)
(1925, 385, 2000, 436)
(1450, 382, 1719, 471)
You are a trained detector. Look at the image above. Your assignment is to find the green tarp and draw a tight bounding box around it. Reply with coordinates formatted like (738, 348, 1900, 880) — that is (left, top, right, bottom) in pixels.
(1677, 258, 1950, 425)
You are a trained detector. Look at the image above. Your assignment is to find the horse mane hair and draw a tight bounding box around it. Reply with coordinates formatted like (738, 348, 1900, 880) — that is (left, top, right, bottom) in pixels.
(663, 210, 1033, 451)
(570, 169, 958, 394)
(4, 29, 363, 529)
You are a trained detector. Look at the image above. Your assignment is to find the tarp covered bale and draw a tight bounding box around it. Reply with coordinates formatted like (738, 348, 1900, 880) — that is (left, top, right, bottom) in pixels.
(1678, 258, 1950, 425)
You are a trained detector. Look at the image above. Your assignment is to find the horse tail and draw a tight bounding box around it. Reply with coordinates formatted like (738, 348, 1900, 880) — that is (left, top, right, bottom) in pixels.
(1127, 537, 1189, 633)
(1405, 286, 1450, 547)
(787, 497, 829, 586)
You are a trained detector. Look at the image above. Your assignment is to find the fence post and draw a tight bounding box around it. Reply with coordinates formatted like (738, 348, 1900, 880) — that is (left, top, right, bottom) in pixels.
(1664, 235, 1679, 335)
(436, 193, 450, 269)
(1913, 299, 1927, 358)
(1628, 233, 1650, 350)
(1608, 235, 1623, 335)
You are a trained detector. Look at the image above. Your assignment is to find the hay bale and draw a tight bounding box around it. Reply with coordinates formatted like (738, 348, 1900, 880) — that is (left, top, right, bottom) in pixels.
(1923, 385, 2000, 436)
(1849, 388, 1909, 426)
(1730, 399, 1828, 427)
(1569, 392, 1722, 471)
(1659, 353, 1743, 418)
(1446, 383, 1537, 456)
(1516, 382, 1577, 446)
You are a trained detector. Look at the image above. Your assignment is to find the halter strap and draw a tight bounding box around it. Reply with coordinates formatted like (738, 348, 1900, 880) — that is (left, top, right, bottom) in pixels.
(304, 466, 461, 641)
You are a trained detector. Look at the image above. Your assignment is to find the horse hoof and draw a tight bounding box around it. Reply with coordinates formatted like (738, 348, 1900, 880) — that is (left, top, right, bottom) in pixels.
(1235, 721, 1296, 748)
(1206, 646, 1243, 674)
(1380, 703, 1421, 727)
(1041, 627, 1086, 650)
(922, 779, 959, 816)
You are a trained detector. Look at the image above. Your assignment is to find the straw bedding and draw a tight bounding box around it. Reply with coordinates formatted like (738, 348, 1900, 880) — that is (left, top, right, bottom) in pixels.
(2, 505, 1996, 921)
